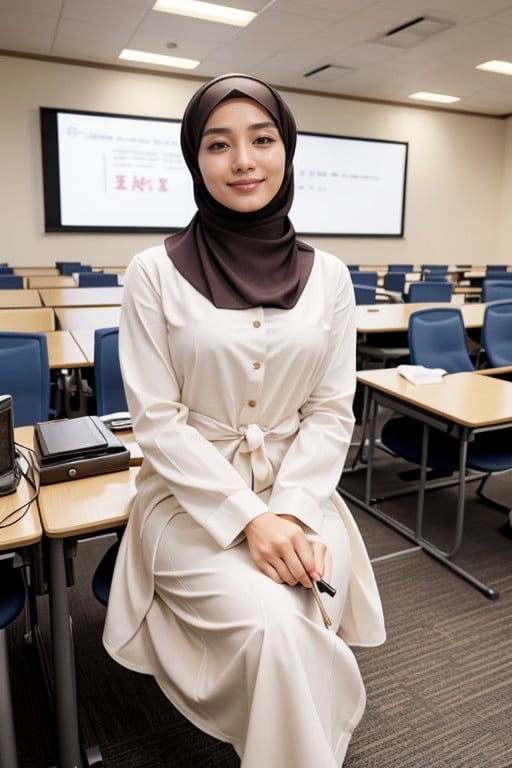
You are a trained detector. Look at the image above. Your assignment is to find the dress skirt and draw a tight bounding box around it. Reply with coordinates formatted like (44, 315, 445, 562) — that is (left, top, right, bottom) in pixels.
(141, 498, 366, 768)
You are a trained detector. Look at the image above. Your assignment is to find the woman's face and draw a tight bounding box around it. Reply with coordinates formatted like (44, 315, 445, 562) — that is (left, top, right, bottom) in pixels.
(197, 97, 286, 213)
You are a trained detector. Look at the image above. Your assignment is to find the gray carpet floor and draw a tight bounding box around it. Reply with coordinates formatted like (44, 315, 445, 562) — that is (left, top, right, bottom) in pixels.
(7, 435, 512, 767)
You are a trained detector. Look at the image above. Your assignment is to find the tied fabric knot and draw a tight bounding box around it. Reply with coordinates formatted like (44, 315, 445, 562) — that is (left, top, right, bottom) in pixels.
(237, 424, 274, 493)
(186, 411, 300, 494)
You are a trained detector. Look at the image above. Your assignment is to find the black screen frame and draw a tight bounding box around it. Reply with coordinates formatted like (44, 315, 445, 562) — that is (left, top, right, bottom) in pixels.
(40, 106, 408, 238)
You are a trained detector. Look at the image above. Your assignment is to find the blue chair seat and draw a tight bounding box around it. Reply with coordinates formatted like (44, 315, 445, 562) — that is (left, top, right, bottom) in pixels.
(92, 540, 120, 606)
(382, 416, 512, 474)
(0, 561, 25, 630)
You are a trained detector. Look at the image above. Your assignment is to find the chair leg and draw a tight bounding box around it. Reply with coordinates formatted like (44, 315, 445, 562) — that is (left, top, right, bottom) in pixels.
(476, 474, 512, 515)
(0, 628, 19, 768)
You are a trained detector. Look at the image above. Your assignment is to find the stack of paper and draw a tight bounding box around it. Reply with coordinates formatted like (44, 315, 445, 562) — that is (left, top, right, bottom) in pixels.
(397, 365, 447, 384)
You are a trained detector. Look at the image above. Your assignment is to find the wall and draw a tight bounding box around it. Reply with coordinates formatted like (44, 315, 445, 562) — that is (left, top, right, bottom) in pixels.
(0, 53, 507, 267)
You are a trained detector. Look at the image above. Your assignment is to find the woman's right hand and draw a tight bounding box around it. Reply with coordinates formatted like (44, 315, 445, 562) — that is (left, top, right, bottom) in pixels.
(243, 512, 324, 588)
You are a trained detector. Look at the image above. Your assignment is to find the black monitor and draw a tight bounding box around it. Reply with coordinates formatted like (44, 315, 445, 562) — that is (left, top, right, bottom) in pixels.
(0, 394, 20, 496)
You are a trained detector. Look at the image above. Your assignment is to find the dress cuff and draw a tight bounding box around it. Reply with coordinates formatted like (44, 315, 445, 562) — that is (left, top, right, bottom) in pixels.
(206, 489, 270, 549)
(268, 488, 323, 534)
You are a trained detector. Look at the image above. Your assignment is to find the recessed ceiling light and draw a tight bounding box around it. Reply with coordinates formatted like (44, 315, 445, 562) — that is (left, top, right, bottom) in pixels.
(408, 91, 461, 104)
(119, 49, 199, 69)
(153, 0, 256, 27)
(476, 59, 512, 76)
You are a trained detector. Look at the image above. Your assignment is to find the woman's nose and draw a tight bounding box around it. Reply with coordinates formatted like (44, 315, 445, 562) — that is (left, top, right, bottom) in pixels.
(232, 143, 255, 171)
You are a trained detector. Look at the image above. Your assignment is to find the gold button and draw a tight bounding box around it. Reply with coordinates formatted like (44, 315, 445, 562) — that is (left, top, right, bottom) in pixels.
(253, 320, 261, 328)
(252, 362, 261, 370)
(247, 400, 256, 407)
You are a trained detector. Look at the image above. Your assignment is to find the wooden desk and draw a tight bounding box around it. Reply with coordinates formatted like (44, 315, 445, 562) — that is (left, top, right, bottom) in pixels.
(13, 267, 59, 276)
(54, 306, 121, 331)
(39, 286, 123, 308)
(355, 301, 485, 334)
(27, 275, 76, 289)
(0, 458, 42, 768)
(38, 468, 138, 768)
(0, 289, 42, 308)
(46, 330, 90, 368)
(344, 369, 512, 599)
(0, 306, 55, 331)
(0, 467, 41, 551)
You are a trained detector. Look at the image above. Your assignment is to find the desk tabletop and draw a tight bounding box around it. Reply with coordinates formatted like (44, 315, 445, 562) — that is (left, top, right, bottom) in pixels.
(54, 305, 121, 330)
(46, 330, 90, 368)
(357, 369, 512, 428)
(0, 453, 42, 549)
(355, 301, 485, 333)
(39, 286, 124, 307)
(0, 289, 42, 308)
(38, 467, 139, 537)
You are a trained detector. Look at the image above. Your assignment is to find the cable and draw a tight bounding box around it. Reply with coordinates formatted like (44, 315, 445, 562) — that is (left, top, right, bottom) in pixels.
(0, 442, 40, 529)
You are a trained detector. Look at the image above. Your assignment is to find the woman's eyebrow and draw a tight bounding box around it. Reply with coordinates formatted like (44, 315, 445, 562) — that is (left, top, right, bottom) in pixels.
(201, 120, 277, 138)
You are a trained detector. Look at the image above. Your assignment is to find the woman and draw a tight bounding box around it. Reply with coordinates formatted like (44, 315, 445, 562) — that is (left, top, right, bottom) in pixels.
(103, 73, 385, 768)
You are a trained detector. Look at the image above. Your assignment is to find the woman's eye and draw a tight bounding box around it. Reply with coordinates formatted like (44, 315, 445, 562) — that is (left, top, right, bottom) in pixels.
(254, 136, 275, 145)
(207, 140, 229, 151)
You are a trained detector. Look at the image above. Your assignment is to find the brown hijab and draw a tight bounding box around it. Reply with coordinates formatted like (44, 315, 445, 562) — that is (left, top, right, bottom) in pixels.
(165, 73, 314, 309)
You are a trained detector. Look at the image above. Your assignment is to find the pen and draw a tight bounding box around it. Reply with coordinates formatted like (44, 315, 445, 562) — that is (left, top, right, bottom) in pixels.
(316, 578, 336, 598)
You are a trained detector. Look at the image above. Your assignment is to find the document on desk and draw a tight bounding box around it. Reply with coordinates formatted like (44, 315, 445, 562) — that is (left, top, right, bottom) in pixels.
(397, 364, 447, 384)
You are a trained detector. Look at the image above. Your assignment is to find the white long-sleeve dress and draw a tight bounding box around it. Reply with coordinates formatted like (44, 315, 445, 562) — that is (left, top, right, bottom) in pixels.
(103, 244, 385, 768)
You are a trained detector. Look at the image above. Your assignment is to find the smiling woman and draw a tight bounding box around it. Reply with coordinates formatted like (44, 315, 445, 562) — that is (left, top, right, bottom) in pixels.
(102, 73, 385, 768)
(198, 98, 286, 213)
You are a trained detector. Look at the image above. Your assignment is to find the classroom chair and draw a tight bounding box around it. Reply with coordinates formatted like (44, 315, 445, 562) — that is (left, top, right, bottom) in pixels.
(481, 279, 512, 303)
(78, 272, 118, 287)
(93, 327, 128, 415)
(0, 559, 24, 768)
(480, 300, 512, 367)
(408, 307, 474, 371)
(0, 275, 23, 289)
(378, 308, 512, 545)
(55, 261, 82, 274)
(387, 264, 413, 272)
(407, 281, 452, 303)
(92, 537, 122, 606)
(349, 270, 378, 287)
(0, 267, 14, 274)
(383, 271, 406, 297)
(0, 332, 51, 426)
(59, 264, 93, 276)
(353, 284, 376, 305)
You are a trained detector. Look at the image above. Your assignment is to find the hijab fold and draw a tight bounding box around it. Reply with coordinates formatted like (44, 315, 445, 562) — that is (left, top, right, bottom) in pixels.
(165, 73, 314, 309)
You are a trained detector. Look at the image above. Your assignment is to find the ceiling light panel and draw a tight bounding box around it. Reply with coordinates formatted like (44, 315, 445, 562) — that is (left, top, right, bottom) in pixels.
(476, 60, 512, 76)
(119, 48, 199, 69)
(408, 91, 460, 104)
(153, 0, 257, 27)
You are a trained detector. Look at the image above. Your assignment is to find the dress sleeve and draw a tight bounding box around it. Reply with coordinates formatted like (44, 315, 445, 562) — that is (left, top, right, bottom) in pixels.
(119, 254, 270, 549)
(268, 263, 357, 533)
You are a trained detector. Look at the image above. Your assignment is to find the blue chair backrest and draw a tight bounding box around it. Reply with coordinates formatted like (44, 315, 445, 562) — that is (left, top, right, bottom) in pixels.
(422, 264, 448, 273)
(60, 264, 93, 276)
(383, 272, 406, 295)
(486, 265, 508, 274)
(56, 261, 82, 273)
(93, 327, 128, 415)
(78, 272, 118, 287)
(482, 280, 512, 303)
(481, 300, 512, 367)
(0, 332, 51, 426)
(349, 271, 378, 287)
(408, 308, 474, 372)
(0, 267, 14, 274)
(0, 275, 23, 289)
(407, 281, 452, 302)
(388, 264, 412, 272)
(347, 264, 360, 271)
(353, 284, 376, 305)
(485, 270, 512, 281)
